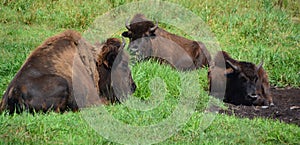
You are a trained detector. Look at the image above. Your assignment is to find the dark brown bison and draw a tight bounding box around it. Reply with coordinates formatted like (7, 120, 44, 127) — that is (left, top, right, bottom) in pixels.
(208, 51, 273, 106)
(0, 30, 136, 114)
(122, 13, 211, 70)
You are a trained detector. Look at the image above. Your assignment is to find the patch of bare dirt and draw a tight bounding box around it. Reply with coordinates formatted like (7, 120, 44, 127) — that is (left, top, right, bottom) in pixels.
(219, 87, 300, 126)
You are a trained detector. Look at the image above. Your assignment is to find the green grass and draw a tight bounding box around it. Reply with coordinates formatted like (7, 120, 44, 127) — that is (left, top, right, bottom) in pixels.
(1, 112, 299, 144)
(0, 0, 299, 144)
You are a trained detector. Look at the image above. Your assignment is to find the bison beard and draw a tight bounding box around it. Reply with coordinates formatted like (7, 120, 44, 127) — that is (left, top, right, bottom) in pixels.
(0, 30, 136, 114)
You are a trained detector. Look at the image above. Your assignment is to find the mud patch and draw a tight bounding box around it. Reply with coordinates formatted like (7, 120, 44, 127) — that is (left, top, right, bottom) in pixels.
(220, 87, 300, 126)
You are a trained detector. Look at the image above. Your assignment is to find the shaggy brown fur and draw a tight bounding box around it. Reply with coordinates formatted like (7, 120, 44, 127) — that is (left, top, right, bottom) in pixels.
(96, 38, 136, 103)
(0, 30, 136, 114)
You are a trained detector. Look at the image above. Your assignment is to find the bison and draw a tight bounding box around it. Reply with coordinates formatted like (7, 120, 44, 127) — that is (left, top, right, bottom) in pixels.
(208, 51, 273, 106)
(0, 30, 136, 114)
(122, 13, 211, 70)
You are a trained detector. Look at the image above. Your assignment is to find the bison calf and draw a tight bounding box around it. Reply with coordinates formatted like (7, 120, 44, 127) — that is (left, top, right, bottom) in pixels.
(0, 30, 136, 114)
(208, 51, 273, 106)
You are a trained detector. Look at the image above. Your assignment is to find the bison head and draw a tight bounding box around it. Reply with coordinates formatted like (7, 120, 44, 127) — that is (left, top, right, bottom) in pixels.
(96, 38, 136, 103)
(224, 60, 264, 105)
(122, 14, 158, 41)
(122, 14, 158, 56)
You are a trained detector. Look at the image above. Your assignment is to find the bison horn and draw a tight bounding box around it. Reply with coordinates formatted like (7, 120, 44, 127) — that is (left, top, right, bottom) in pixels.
(125, 17, 130, 30)
(257, 60, 264, 71)
(226, 60, 239, 71)
(150, 20, 158, 32)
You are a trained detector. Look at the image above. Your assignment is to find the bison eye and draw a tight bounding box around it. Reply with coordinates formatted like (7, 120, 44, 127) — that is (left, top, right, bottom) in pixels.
(239, 74, 249, 82)
(122, 31, 132, 38)
(241, 76, 248, 82)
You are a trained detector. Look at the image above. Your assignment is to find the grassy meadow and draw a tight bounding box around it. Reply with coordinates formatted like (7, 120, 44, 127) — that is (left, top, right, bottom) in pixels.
(0, 0, 299, 144)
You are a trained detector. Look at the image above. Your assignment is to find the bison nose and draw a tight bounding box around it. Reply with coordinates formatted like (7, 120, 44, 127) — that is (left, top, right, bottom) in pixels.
(248, 94, 258, 100)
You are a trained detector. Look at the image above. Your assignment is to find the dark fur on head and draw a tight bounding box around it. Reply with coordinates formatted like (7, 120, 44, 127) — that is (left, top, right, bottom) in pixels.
(122, 14, 157, 41)
(209, 50, 273, 106)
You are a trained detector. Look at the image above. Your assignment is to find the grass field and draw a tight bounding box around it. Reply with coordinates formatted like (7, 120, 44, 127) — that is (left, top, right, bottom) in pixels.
(0, 0, 299, 144)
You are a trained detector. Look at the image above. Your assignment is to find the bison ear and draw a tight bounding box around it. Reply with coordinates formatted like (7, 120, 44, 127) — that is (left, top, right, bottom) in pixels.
(224, 68, 235, 77)
(103, 52, 117, 69)
(226, 60, 239, 72)
(122, 31, 131, 38)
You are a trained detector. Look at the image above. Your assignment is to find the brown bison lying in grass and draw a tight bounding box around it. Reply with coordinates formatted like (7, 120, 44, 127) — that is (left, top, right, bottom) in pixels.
(0, 30, 136, 114)
(122, 13, 211, 70)
(209, 51, 274, 106)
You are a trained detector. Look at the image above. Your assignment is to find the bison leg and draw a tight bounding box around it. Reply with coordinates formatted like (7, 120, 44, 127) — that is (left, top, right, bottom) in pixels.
(1, 86, 26, 114)
(4, 75, 72, 114)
